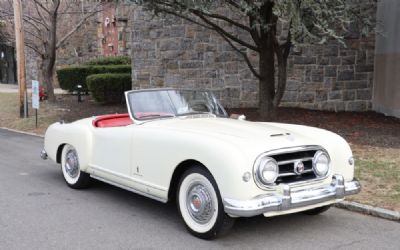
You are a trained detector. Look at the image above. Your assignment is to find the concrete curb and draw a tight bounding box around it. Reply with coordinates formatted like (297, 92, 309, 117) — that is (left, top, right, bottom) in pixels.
(0, 127, 44, 138)
(336, 201, 400, 222)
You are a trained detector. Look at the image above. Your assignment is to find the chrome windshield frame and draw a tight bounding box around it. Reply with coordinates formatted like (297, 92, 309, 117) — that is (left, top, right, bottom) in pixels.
(124, 88, 228, 125)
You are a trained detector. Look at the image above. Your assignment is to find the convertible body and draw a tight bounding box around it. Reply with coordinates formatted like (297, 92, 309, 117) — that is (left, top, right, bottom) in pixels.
(42, 88, 360, 238)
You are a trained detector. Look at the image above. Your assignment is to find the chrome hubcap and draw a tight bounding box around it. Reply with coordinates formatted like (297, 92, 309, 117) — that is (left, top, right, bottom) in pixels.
(186, 183, 214, 224)
(65, 149, 79, 178)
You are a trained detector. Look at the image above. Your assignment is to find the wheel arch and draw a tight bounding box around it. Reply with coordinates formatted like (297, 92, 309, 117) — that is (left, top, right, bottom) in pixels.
(56, 143, 66, 164)
(168, 159, 212, 202)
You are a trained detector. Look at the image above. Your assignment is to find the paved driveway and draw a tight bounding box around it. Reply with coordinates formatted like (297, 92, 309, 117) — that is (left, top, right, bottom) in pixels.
(0, 129, 399, 249)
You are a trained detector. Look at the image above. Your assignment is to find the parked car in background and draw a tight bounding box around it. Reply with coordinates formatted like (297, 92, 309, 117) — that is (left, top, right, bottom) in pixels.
(41, 88, 360, 239)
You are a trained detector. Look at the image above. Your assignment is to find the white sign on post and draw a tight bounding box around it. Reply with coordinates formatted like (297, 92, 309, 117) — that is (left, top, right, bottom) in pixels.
(32, 80, 40, 109)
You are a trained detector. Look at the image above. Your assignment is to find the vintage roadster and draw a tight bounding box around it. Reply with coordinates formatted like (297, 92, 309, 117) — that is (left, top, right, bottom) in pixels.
(41, 88, 360, 239)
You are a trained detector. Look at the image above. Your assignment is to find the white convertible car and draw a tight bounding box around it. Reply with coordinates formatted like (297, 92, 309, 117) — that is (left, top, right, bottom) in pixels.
(41, 88, 360, 239)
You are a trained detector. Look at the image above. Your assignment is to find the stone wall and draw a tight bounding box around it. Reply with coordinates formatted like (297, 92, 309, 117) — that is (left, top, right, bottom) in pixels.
(131, 9, 257, 108)
(282, 37, 375, 111)
(130, 6, 376, 111)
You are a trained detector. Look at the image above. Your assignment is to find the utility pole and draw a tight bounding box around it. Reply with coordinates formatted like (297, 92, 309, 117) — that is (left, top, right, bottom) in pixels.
(13, 0, 27, 118)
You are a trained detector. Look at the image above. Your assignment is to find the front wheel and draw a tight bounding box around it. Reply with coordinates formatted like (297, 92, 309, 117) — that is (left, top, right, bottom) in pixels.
(61, 144, 91, 189)
(177, 167, 235, 239)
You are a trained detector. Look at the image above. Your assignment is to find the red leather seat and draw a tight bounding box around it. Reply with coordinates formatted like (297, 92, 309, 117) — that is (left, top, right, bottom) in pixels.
(92, 113, 133, 128)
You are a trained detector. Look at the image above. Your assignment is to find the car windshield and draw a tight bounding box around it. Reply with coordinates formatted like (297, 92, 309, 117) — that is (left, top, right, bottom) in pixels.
(126, 89, 228, 120)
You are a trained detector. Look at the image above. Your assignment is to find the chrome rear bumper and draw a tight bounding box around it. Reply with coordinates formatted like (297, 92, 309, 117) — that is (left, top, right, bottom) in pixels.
(224, 174, 360, 217)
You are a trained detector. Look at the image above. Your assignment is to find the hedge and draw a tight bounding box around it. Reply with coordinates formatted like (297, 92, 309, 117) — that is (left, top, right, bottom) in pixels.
(83, 56, 131, 66)
(56, 64, 131, 92)
(86, 73, 132, 104)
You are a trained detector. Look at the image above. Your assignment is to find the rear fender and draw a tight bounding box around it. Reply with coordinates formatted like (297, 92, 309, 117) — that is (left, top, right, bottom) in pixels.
(44, 122, 93, 171)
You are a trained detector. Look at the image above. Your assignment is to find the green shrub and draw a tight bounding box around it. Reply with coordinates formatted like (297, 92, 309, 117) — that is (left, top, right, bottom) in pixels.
(56, 65, 131, 92)
(86, 73, 132, 104)
(84, 56, 131, 65)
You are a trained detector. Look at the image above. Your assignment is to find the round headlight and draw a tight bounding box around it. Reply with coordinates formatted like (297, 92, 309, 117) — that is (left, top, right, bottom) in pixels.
(312, 151, 330, 177)
(255, 157, 279, 185)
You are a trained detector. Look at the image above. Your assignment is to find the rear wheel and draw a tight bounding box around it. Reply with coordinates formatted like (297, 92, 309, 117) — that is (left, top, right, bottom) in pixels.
(303, 205, 331, 215)
(61, 144, 91, 189)
(177, 166, 235, 239)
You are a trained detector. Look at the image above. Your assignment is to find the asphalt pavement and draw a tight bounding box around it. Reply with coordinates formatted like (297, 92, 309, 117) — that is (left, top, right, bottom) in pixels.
(0, 128, 399, 250)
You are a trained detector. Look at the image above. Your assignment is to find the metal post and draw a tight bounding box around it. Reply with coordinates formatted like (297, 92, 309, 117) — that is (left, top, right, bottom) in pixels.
(24, 89, 28, 118)
(77, 85, 82, 102)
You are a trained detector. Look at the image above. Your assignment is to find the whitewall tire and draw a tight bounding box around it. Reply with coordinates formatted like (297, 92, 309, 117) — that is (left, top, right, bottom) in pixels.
(61, 144, 90, 189)
(177, 166, 235, 239)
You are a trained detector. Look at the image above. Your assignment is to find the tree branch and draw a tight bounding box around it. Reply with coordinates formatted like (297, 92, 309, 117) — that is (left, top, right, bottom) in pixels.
(24, 28, 43, 42)
(33, 1, 50, 31)
(218, 31, 261, 79)
(249, 15, 261, 46)
(282, 24, 291, 60)
(198, 11, 252, 33)
(154, 7, 213, 30)
(148, 1, 259, 51)
(192, 10, 259, 51)
(22, 15, 47, 32)
(55, 3, 103, 49)
(24, 40, 44, 56)
(273, 28, 288, 107)
(32, 0, 51, 15)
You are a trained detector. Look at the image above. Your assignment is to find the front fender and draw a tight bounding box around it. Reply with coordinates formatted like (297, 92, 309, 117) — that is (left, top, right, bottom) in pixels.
(132, 127, 264, 201)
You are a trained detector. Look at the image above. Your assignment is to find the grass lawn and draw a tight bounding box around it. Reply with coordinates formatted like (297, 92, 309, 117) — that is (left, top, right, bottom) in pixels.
(0, 93, 60, 134)
(1, 92, 399, 211)
(350, 145, 400, 211)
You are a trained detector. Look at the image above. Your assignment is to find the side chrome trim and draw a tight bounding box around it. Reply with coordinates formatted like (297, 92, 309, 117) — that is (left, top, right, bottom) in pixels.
(90, 174, 168, 203)
(223, 174, 361, 217)
(90, 165, 167, 192)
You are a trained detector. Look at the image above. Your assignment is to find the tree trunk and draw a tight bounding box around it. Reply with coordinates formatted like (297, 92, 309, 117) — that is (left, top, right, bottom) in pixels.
(258, 39, 276, 121)
(41, 59, 55, 102)
(273, 60, 287, 107)
(42, 2, 59, 103)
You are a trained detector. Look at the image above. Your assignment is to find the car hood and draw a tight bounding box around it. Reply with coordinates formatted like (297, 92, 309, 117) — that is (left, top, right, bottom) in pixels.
(142, 117, 328, 155)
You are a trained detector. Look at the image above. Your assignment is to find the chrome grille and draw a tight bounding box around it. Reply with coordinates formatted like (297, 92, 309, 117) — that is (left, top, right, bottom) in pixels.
(269, 148, 319, 184)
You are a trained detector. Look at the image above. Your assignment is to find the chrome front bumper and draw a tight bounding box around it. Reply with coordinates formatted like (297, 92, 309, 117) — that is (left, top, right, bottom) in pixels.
(224, 174, 360, 217)
(40, 149, 48, 160)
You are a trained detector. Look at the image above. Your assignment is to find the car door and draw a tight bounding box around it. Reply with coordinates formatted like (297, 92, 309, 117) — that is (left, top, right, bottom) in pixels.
(91, 125, 133, 182)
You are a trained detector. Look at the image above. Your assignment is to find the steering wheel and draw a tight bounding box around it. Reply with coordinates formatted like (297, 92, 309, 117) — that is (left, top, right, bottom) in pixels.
(188, 100, 212, 113)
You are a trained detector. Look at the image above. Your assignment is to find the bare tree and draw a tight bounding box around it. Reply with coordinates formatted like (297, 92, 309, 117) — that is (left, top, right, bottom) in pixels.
(0, 0, 104, 101)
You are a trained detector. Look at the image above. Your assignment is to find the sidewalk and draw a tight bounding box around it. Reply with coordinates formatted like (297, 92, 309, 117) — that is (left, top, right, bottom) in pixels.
(0, 83, 66, 94)
(0, 83, 18, 93)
